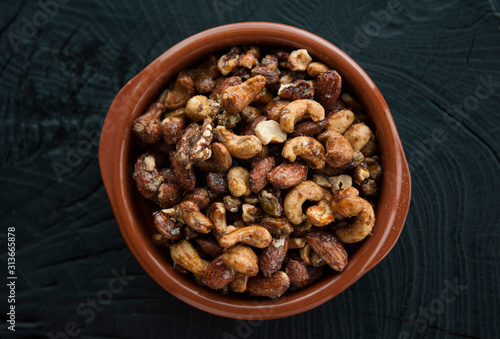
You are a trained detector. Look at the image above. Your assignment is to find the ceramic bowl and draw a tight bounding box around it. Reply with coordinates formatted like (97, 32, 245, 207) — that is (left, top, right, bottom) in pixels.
(99, 22, 411, 319)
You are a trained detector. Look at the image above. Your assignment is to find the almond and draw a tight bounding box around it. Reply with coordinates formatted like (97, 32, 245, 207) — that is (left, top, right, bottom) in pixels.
(247, 271, 290, 298)
(202, 255, 236, 289)
(249, 157, 275, 193)
(306, 230, 348, 272)
(259, 237, 289, 277)
(314, 70, 342, 111)
(267, 162, 308, 189)
(285, 259, 310, 288)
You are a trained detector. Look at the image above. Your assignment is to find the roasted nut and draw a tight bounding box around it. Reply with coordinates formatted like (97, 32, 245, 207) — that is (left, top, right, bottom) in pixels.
(306, 230, 348, 272)
(183, 226, 203, 241)
(324, 109, 355, 134)
(344, 123, 372, 151)
(202, 255, 236, 290)
(230, 273, 249, 293)
(238, 46, 260, 68)
(164, 108, 187, 119)
(312, 174, 332, 188)
(196, 237, 223, 258)
(178, 200, 213, 234)
(240, 106, 261, 123)
(217, 47, 242, 75)
(250, 145, 269, 167)
(288, 237, 307, 249)
(329, 174, 353, 193)
(360, 136, 377, 157)
(353, 166, 370, 185)
(222, 244, 259, 276)
(330, 187, 364, 218)
(310, 252, 326, 267)
(210, 76, 242, 100)
(221, 75, 267, 114)
(217, 110, 241, 129)
(163, 72, 196, 110)
(291, 120, 326, 137)
(264, 97, 290, 121)
(278, 80, 314, 100)
(160, 116, 185, 144)
(152, 233, 173, 248)
(227, 166, 252, 197)
(185, 187, 210, 209)
(247, 271, 290, 298)
(132, 102, 164, 144)
(261, 217, 294, 237)
(190, 55, 219, 94)
(282, 136, 326, 169)
(170, 240, 210, 275)
(360, 178, 378, 198)
(219, 226, 272, 248)
(133, 154, 164, 200)
(284, 180, 324, 225)
(249, 157, 275, 193)
(223, 195, 241, 213)
(267, 162, 308, 189)
(287, 49, 312, 71)
(314, 70, 342, 111)
(153, 209, 182, 240)
(242, 204, 263, 224)
(216, 126, 262, 159)
(280, 99, 325, 133)
(318, 130, 353, 168)
(299, 243, 313, 265)
(367, 162, 383, 181)
(259, 237, 289, 277)
(254, 120, 287, 145)
(196, 142, 232, 172)
(306, 189, 336, 226)
(157, 182, 183, 208)
(341, 92, 362, 113)
(207, 202, 227, 236)
(251, 65, 279, 85)
(259, 187, 283, 217)
(306, 62, 329, 77)
(336, 199, 375, 243)
(185, 95, 220, 122)
(241, 116, 266, 136)
(285, 259, 310, 287)
(206, 172, 229, 197)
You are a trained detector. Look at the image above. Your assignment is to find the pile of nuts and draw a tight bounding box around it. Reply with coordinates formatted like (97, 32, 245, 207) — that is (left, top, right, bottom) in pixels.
(132, 46, 382, 298)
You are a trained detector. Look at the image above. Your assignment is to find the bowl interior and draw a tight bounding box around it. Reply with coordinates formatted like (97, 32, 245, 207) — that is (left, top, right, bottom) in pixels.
(99, 22, 411, 319)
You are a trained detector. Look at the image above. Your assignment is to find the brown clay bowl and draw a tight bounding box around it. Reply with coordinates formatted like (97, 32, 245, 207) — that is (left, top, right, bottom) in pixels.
(99, 22, 411, 319)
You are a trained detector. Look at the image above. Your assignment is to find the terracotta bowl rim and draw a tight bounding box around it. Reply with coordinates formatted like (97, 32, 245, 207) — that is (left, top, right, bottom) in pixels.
(99, 22, 411, 320)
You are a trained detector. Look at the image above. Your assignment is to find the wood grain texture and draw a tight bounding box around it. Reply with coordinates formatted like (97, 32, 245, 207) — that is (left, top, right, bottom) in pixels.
(0, 0, 499, 338)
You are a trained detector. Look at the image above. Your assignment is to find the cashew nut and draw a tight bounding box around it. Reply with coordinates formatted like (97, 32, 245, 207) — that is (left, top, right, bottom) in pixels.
(216, 126, 262, 159)
(288, 237, 307, 249)
(227, 166, 252, 197)
(336, 199, 375, 243)
(170, 240, 210, 275)
(178, 200, 213, 234)
(221, 75, 267, 114)
(306, 189, 336, 226)
(324, 109, 355, 134)
(284, 180, 324, 225)
(221, 244, 259, 276)
(318, 130, 353, 168)
(282, 136, 326, 169)
(343, 123, 372, 151)
(219, 226, 272, 248)
(254, 120, 287, 145)
(306, 62, 329, 77)
(196, 142, 232, 172)
(230, 272, 249, 293)
(185, 95, 221, 122)
(280, 99, 325, 133)
(330, 187, 364, 218)
(207, 202, 227, 236)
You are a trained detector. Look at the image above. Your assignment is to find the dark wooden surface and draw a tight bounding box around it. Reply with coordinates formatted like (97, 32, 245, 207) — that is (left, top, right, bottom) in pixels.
(1, 1, 499, 338)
